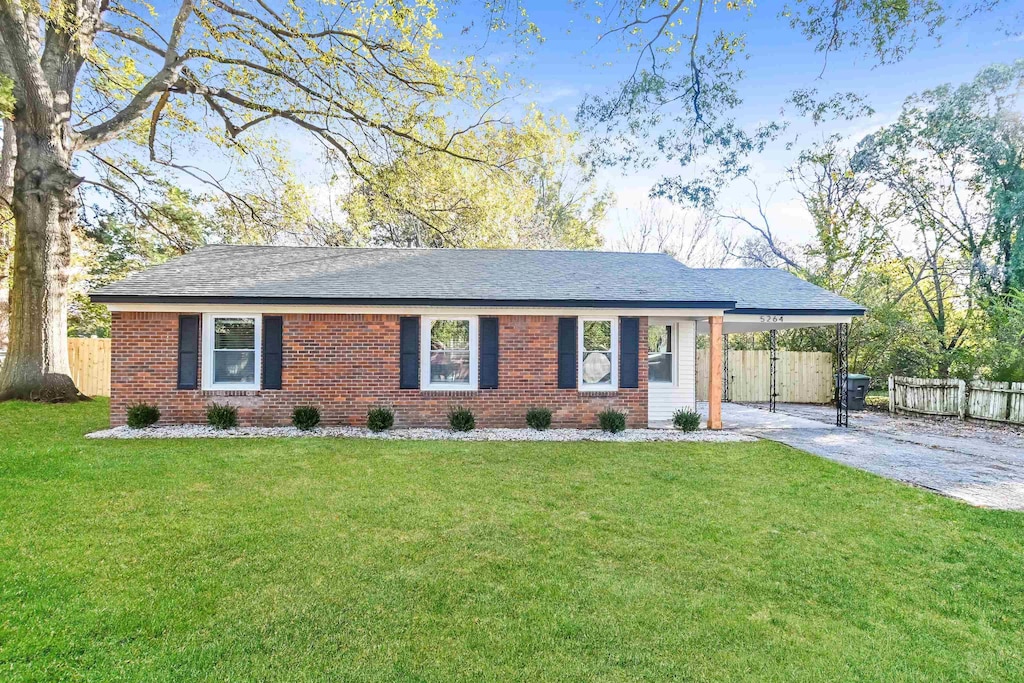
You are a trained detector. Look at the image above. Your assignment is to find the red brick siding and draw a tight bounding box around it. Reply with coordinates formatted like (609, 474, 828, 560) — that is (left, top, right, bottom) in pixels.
(110, 312, 648, 428)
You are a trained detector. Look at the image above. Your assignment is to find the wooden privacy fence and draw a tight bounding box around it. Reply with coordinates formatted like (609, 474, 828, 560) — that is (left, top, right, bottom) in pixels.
(696, 349, 834, 404)
(889, 375, 1024, 425)
(68, 338, 111, 397)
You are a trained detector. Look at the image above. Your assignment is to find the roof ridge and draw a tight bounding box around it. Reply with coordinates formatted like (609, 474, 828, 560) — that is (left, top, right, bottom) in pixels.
(193, 244, 679, 257)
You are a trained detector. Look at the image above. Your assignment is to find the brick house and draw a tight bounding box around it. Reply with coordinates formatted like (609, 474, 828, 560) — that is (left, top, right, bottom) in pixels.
(90, 246, 863, 429)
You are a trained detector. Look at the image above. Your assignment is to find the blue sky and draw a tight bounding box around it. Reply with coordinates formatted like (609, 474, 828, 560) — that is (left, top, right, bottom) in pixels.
(429, 2, 1024, 247)
(134, 1, 1024, 249)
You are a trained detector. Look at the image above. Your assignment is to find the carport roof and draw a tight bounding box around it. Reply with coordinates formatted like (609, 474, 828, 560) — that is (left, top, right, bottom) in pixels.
(697, 268, 865, 315)
(89, 245, 864, 314)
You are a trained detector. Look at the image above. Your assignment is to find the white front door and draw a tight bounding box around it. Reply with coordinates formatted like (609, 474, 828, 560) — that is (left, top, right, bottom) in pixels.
(647, 319, 697, 425)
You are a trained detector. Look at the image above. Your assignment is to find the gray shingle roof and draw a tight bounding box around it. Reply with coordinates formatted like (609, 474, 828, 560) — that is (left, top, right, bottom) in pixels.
(90, 245, 863, 314)
(694, 268, 865, 313)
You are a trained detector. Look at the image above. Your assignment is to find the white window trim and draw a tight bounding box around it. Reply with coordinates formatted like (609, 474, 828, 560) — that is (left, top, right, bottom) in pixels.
(578, 316, 618, 392)
(648, 322, 676, 386)
(202, 312, 262, 391)
(420, 316, 478, 391)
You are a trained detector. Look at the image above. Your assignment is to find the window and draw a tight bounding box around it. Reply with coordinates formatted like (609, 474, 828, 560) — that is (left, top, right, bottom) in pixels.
(202, 314, 261, 390)
(421, 317, 478, 390)
(579, 318, 617, 390)
(648, 324, 673, 384)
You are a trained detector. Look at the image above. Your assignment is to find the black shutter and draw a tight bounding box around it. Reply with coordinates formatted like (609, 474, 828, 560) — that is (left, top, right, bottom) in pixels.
(399, 316, 420, 389)
(479, 317, 499, 389)
(557, 317, 577, 389)
(177, 315, 200, 390)
(262, 316, 283, 390)
(619, 317, 640, 388)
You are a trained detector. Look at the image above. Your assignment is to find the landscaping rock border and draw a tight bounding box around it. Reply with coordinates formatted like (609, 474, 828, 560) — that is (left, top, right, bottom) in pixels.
(86, 424, 756, 443)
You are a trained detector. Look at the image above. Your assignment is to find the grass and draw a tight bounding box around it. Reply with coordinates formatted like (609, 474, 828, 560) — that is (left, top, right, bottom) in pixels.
(1, 400, 1023, 681)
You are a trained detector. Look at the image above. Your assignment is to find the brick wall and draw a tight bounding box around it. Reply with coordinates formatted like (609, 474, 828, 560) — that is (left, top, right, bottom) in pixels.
(110, 312, 648, 428)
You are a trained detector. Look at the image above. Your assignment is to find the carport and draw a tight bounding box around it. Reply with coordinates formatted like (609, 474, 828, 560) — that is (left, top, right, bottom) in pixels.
(688, 269, 865, 430)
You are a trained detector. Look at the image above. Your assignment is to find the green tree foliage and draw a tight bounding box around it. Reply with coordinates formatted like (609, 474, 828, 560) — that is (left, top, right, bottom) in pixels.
(856, 60, 1024, 298)
(0, 75, 13, 119)
(331, 112, 608, 249)
(70, 184, 210, 336)
(572, 0, 1012, 206)
(978, 292, 1024, 382)
(850, 61, 1024, 376)
(0, 0, 574, 398)
(729, 62, 1024, 381)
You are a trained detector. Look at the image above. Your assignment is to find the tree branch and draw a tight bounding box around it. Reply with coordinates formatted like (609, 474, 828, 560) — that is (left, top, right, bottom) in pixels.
(76, 0, 194, 150)
(80, 178, 191, 252)
(0, 1, 54, 121)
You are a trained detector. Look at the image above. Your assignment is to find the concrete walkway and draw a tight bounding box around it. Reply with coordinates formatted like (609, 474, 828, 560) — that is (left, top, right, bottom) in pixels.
(700, 402, 1024, 511)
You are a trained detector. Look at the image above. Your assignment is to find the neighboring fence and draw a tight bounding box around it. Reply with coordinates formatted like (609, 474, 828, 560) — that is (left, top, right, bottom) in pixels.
(68, 337, 111, 397)
(889, 375, 1024, 425)
(696, 349, 834, 404)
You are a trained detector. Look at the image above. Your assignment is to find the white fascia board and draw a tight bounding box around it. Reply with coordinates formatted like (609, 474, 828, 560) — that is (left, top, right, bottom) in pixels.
(695, 313, 855, 335)
(724, 314, 855, 325)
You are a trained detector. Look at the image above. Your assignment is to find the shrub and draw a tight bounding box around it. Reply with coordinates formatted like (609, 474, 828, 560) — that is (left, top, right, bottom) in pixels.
(206, 403, 238, 430)
(126, 403, 160, 429)
(447, 405, 476, 432)
(598, 409, 626, 433)
(672, 408, 702, 432)
(866, 394, 889, 410)
(292, 406, 321, 431)
(367, 406, 395, 432)
(525, 407, 552, 431)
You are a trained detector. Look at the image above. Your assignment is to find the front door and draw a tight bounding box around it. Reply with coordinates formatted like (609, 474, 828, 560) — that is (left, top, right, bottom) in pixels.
(647, 319, 697, 425)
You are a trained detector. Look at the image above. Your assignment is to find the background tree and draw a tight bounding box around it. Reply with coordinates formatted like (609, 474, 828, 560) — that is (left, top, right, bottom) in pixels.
(0, 0, 549, 400)
(977, 291, 1024, 381)
(718, 141, 889, 371)
(328, 113, 609, 249)
(619, 201, 734, 267)
(723, 63, 1024, 381)
(573, 0, 1012, 206)
(852, 61, 1024, 376)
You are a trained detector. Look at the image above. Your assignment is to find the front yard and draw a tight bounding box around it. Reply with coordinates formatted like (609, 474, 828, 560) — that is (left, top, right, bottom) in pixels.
(1, 400, 1023, 681)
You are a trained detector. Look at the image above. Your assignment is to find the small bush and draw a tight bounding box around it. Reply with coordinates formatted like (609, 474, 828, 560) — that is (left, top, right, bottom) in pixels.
(598, 409, 626, 433)
(206, 403, 238, 430)
(292, 406, 321, 431)
(448, 405, 476, 432)
(525, 407, 552, 431)
(367, 406, 395, 432)
(672, 408, 702, 432)
(866, 394, 889, 410)
(126, 403, 160, 429)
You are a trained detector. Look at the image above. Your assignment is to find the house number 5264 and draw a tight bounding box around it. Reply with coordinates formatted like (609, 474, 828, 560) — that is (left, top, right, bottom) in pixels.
(759, 315, 784, 323)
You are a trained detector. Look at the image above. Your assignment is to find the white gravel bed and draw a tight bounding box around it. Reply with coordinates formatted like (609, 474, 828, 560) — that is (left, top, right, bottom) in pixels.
(86, 424, 755, 443)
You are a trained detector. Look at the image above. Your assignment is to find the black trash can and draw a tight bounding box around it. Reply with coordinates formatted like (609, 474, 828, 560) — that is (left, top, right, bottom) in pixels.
(846, 374, 870, 410)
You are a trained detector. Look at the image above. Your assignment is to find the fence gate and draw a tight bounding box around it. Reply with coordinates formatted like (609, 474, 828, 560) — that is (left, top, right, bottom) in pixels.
(697, 349, 833, 404)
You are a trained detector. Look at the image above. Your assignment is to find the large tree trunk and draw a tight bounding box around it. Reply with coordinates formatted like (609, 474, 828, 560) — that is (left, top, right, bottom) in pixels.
(1, 120, 13, 356)
(0, 123, 82, 401)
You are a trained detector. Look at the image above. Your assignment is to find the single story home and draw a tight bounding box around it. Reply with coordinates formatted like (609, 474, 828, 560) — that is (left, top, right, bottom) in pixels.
(90, 246, 864, 429)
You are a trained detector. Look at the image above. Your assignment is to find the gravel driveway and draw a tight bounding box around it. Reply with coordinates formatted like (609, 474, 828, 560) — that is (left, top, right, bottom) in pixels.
(703, 402, 1024, 511)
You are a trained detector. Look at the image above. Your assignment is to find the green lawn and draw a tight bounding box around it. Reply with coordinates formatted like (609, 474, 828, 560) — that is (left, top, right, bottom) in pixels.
(2, 401, 1023, 682)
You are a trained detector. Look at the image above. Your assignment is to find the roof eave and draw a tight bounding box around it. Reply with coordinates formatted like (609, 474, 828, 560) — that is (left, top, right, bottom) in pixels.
(89, 293, 738, 309)
(726, 307, 866, 316)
